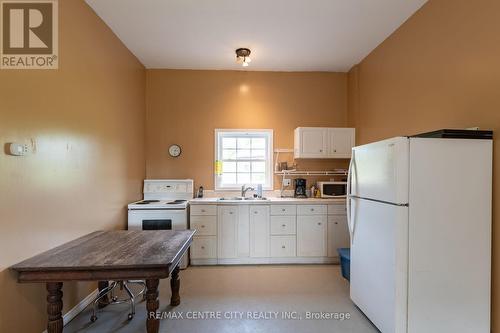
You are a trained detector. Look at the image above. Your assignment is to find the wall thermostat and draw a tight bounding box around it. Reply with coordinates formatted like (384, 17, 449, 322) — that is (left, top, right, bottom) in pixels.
(8, 143, 29, 156)
(168, 144, 182, 157)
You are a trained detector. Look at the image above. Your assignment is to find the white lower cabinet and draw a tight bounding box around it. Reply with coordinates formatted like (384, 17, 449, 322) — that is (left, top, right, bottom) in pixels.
(190, 216, 217, 236)
(327, 215, 350, 257)
(297, 215, 327, 257)
(191, 236, 217, 259)
(270, 236, 296, 257)
(297, 204, 327, 215)
(190, 201, 347, 265)
(237, 205, 250, 257)
(217, 206, 238, 259)
(270, 216, 296, 235)
(249, 205, 270, 258)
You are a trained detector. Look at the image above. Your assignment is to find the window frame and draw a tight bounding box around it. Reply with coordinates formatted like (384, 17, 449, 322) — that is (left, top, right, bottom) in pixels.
(214, 129, 274, 191)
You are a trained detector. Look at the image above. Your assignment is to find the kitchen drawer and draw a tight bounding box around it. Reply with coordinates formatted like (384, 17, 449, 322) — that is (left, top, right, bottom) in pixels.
(270, 236, 296, 257)
(271, 205, 297, 216)
(190, 215, 217, 236)
(297, 205, 327, 215)
(270, 216, 296, 235)
(328, 204, 347, 215)
(190, 236, 217, 259)
(190, 205, 217, 216)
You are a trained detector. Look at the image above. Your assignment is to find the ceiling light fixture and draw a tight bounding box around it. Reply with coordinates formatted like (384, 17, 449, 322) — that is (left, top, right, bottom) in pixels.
(236, 48, 252, 67)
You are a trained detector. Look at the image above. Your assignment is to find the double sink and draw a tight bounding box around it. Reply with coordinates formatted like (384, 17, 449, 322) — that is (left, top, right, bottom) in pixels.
(218, 197, 269, 202)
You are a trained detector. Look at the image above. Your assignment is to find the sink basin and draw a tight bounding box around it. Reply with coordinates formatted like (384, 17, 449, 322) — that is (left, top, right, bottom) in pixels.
(218, 197, 268, 201)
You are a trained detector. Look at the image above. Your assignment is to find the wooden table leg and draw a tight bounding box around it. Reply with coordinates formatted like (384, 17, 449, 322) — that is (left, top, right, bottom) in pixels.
(146, 279, 160, 333)
(170, 265, 181, 306)
(46, 282, 63, 333)
(97, 281, 110, 308)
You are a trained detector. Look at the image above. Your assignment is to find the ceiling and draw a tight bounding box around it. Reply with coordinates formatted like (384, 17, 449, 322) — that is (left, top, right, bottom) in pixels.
(85, 0, 428, 72)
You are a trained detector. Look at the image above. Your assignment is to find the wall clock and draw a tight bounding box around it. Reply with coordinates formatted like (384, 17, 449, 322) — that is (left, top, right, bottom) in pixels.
(168, 144, 182, 157)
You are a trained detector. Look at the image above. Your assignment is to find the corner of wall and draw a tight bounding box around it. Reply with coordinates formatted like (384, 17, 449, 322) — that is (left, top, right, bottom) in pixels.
(347, 65, 360, 138)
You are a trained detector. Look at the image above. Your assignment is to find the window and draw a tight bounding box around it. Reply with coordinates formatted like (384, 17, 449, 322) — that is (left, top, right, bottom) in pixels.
(215, 129, 273, 190)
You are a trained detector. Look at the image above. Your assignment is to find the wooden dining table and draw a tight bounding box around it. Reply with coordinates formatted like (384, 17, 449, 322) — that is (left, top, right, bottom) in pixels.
(10, 230, 195, 333)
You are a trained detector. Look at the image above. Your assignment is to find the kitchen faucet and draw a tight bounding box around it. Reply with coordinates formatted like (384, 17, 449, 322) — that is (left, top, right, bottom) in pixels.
(241, 185, 255, 198)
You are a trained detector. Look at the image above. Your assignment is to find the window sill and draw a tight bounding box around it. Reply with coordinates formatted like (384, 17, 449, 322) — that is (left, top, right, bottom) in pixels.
(215, 187, 273, 192)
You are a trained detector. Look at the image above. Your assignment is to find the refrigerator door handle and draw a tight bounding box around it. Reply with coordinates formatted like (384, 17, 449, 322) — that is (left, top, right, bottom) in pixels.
(349, 195, 409, 207)
(347, 150, 354, 241)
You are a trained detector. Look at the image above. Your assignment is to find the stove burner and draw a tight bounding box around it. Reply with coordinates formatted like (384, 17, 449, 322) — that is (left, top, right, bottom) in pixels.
(167, 200, 187, 204)
(135, 200, 160, 205)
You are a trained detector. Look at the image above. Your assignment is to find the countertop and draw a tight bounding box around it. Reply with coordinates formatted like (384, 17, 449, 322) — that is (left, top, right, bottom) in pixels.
(189, 197, 346, 205)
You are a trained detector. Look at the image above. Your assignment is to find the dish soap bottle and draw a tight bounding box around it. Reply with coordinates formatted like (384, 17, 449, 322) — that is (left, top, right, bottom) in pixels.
(256, 184, 263, 198)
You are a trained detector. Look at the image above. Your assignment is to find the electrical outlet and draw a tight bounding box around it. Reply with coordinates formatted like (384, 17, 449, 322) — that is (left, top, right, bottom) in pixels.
(8, 143, 29, 156)
(283, 179, 291, 186)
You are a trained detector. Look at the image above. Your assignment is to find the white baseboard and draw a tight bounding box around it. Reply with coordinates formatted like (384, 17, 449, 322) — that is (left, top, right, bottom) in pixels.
(63, 289, 99, 325)
(42, 288, 98, 333)
(191, 257, 340, 265)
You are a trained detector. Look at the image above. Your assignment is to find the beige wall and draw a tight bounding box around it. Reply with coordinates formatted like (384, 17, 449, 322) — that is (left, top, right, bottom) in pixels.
(146, 70, 349, 190)
(3, 0, 499, 331)
(0, 1, 146, 332)
(348, 0, 500, 330)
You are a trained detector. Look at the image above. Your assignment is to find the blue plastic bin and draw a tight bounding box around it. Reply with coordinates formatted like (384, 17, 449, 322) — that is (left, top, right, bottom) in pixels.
(337, 248, 350, 281)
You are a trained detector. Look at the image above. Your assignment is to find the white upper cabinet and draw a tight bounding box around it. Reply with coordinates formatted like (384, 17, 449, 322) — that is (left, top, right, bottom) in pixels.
(294, 127, 355, 159)
(294, 127, 328, 158)
(329, 128, 355, 158)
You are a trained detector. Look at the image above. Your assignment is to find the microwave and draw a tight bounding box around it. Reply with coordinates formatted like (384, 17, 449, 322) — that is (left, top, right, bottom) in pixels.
(317, 181, 347, 198)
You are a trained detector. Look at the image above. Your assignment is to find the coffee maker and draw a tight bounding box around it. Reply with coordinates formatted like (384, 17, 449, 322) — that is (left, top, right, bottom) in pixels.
(294, 178, 307, 198)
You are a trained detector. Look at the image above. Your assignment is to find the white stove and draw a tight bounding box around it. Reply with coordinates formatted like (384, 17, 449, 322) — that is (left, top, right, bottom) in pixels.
(127, 179, 193, 268)
(127, 199, 189, 210)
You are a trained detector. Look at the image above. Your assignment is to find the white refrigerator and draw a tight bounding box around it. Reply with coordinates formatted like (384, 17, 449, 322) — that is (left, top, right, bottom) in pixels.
(347, 135, 492, 333)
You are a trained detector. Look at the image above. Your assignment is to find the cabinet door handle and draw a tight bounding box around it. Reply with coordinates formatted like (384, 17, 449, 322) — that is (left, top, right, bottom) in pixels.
(318, 222, 322, 226)
(254, 211, 258, 214)
(201, 225, 205, 228)
(310, 208, 315, 211)
(282, 245, 286, 249)
(282, 224, 286, 227)
(229, 212, 233, 215)
(319, 149, 323, 152)
(201, 209, 206, 212)
(334, 149, 337, 153)
(282, 208, 286, 212)
(201, 246, 205, 249)
(334, 222, 338, 225)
